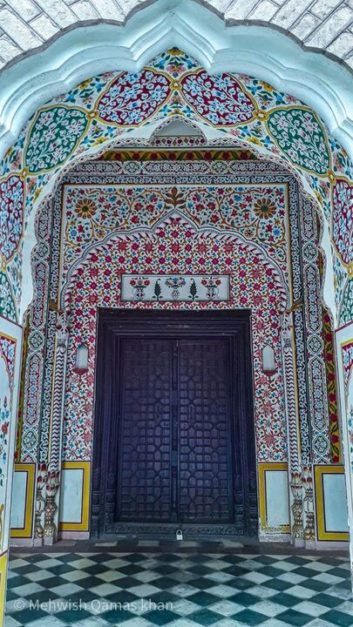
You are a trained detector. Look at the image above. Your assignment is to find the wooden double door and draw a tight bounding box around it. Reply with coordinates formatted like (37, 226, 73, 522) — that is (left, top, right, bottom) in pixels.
(91, 311, 257, 537)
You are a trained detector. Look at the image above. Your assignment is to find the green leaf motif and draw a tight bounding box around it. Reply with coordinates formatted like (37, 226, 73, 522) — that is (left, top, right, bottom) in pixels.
(25, 106, 89, 173)
(267, 108, 330, 175)
(189, 279, 198, 301)
(153, 280, 162, 301)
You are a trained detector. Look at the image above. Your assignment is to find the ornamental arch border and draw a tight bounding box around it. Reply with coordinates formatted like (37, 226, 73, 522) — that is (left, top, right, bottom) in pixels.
(0, 13, 353, 556)
(22, 111, 335, 324)
(15, 147, 340, 550)
(0, 0, 353, 157)
(0, 3, 351, 329)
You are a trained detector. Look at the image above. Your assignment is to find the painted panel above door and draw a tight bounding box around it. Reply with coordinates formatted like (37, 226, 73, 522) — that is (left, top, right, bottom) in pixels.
(121, 274, 230, 302)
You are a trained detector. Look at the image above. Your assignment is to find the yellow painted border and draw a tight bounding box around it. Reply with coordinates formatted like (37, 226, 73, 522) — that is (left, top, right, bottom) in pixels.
(314, 465, 349, 541)
(0, 551, 8, 626)
(10, 463, 35, 538)
(59, 461, 90, 532)
(258, 462, 290, 533)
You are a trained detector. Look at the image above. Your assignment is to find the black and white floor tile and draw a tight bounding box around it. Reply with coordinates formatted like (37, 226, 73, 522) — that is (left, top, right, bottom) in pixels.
(5, 551, 353, 626)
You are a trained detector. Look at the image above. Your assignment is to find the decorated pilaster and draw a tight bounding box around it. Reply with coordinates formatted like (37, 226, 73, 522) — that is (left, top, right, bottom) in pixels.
(281, 312, 304, 545)
(43, 310, 69, 545)
(33, 463, 47, 544)
(302, 466, 315, 543)
(335, 324, 353, 583)
(0, 317, 22, 625)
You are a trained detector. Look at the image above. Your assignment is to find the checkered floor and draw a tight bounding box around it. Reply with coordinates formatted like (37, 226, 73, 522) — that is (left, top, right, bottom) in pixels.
(5, 551, 353, 626)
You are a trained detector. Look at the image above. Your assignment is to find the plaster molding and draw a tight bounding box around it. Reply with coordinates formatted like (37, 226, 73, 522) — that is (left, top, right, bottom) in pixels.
(0, 0, 353, 160)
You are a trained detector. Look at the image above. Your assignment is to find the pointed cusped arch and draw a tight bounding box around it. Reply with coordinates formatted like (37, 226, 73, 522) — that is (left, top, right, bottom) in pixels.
(0, 45, 352, 329)
(63, 210, 289, 312)
(61, 210, 290, 464)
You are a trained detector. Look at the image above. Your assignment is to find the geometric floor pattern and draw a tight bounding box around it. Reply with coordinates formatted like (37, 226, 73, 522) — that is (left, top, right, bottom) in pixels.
(5, 552, 353, 626)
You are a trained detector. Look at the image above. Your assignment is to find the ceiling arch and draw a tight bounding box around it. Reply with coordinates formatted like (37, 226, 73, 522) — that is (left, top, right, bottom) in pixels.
(0, 0, 353, 162)
(0, 0, 353, 72)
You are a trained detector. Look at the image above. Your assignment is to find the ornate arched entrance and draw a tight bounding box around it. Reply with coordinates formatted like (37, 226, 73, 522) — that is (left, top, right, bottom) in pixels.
(1, 6, 353, 617)
(10, 139, 346, 548)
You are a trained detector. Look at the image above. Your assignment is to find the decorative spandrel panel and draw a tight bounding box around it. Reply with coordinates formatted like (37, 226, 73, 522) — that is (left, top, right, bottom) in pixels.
(61, 182, 289, 289)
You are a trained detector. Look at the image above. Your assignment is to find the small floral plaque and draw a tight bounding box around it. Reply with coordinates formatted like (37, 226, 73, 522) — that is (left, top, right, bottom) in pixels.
(121, 274, 230, 302)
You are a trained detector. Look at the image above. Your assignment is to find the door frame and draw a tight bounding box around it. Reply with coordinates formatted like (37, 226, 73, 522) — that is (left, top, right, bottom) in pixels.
(91, 309, 258, 538)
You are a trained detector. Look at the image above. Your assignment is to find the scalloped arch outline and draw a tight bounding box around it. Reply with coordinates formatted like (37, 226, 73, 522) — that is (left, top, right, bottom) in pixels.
(0, 0, 352, 327)
(63, 209, 289, 312)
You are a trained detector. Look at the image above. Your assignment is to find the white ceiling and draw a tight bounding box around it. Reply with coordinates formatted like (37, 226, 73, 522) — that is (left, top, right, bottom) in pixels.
(0, 0, 352, 71)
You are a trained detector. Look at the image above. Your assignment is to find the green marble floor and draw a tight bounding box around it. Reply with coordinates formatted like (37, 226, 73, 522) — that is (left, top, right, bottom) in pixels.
(5, 551, 353, 626)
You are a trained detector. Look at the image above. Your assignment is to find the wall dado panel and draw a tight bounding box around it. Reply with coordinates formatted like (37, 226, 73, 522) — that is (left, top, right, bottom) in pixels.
(258, 463, 290, 535)
(0, 552, 7, 623)
(0, 315, 22, 624)
(258, 463, 349, 541)
(10, 462, 90, 538)
(314, 466, 349, 541)
(59, 462, 90, 532)
(10, 464, 35, 538)
(9, 463, 349, 541)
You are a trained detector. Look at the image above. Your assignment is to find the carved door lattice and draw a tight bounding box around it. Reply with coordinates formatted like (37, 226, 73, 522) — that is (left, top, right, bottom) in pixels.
(117, 338, 233, 524)
(91, 311, 257, 537)
(118, 339, 172, 522)
(178, 340, 232, 523)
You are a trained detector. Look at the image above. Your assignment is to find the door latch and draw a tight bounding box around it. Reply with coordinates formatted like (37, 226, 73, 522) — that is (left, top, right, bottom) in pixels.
(176, 529, 183, 541)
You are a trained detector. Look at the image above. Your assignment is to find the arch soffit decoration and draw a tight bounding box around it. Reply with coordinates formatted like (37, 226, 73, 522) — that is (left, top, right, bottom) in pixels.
(13, 66, 344, 325)
(0, 1, 352, 325)
(34, 129, 325, 328)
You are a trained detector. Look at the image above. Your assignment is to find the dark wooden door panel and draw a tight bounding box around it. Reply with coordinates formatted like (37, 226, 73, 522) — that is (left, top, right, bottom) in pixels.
(117, 338, 172, 521)
(178, 339, 233, 523)
(117, 337, 234, 524)
(91, 311, 258, 538)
